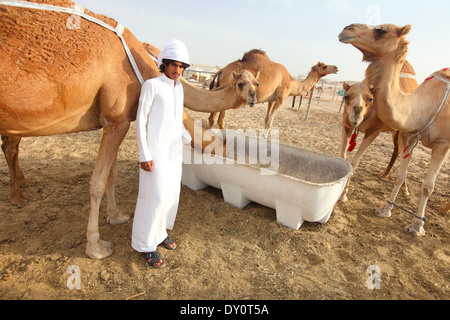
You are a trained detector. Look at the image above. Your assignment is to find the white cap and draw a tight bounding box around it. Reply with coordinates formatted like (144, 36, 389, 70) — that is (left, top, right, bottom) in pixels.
(157, 39, 190, 68)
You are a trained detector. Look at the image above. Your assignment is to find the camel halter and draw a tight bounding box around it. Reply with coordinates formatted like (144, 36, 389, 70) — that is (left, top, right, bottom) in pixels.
(0, 0, 159, 85)
(403, 70, 450, 158)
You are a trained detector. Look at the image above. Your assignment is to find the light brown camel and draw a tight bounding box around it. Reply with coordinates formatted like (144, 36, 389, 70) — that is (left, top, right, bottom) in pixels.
(181, 70, 259, 114)
(207, 50, 338, 135)
(340, 60, 418, 201)
(0, 0, 260, 259)
(339, 23, 449, 236)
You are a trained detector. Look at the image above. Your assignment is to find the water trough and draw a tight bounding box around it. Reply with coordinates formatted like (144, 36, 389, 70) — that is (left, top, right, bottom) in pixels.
(182, 130, 353, 230)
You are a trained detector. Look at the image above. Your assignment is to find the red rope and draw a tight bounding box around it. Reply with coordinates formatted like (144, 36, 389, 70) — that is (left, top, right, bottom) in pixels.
(348, 131, 357, 152)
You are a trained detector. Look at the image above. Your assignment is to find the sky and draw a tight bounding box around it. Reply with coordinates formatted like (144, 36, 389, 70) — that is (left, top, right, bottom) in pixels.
(75, 0, 449, 83)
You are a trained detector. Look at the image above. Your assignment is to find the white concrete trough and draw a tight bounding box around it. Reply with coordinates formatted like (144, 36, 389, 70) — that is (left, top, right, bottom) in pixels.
(182, 130, 353, 230)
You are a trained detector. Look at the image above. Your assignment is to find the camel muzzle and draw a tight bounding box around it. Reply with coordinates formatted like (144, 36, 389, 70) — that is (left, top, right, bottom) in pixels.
(338, 25, 358, 43)
(338, 33, 356, 44)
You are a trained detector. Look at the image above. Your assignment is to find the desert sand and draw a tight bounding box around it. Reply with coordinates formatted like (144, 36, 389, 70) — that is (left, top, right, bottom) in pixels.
(0, 88, 448, 300)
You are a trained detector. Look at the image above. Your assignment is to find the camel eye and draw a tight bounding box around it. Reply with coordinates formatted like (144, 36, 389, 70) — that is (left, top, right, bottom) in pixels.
(238, 83, 244, 89)
(368, 97, 374, 103)
(256, 82, 260, 87)
(375, 28, 387, 39)
(344, 95, 350, 101)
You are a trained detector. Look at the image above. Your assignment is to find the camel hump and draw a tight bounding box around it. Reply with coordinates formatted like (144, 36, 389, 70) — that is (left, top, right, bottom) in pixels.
(241, 49, 267, 62)
(401, 60, 416, 75)
(142, 42, 161, 61)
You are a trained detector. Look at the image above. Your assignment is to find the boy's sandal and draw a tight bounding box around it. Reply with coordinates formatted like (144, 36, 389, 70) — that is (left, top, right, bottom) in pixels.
(162, 235, 177, 250)
(141, 251, 165, 268)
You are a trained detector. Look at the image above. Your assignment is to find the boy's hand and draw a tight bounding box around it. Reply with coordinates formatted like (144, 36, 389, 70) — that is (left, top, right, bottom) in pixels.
(141, 161, 154, 172)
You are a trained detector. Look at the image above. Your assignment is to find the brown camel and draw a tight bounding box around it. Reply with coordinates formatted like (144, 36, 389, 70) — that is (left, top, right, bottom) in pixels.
(339, 23, 449, 236)
(207, 50, 338, 135)
(0, 0, 260, 259)
(340, 60, 418, 201)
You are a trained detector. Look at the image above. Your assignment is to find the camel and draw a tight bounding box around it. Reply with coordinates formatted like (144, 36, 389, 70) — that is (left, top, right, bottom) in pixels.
(340, 60, 418, 201)
(207, 50, 338, 135)
(339, 23, 449, 236)
(181, 70, 259, 114)
(315, 86, 323, 95)
(0, 0, 260, 259)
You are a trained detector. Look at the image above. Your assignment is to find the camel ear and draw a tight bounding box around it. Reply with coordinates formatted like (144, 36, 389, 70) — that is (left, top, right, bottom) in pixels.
(343, 81, 350, 91)
(255, 71, 260, 80)
(398, 24, 411, 37)
(232, 71, 238, 80)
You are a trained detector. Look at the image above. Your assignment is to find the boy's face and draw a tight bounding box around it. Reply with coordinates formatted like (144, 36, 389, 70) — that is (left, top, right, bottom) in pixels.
(164, 61, 186, 81)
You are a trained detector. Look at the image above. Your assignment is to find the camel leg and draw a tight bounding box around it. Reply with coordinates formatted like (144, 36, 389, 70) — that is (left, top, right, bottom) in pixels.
(379, 131, 399, 179)
(375, 134, 411, 219)
(106, 151, 130, 226)
(265, 100, 284, 138)
(86, 120, 130, 260)
(378, 131, 409, 195)
(265, 101, 274, 125)
(4, 137, 34, 185)
(263, 102, 275, 138)
(350, 129, 382, 169)
(208, 112, 217, 129)
(339, 126, 354, 202)
(1, 136, 33, 206)
(217, 111, 227, 129)
(404, 144, 449, 237)
(341, 127, 383, 202)
(340, 125, 353, 159)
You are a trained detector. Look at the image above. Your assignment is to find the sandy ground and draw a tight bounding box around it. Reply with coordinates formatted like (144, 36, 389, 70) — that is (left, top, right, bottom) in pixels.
(0, 89, 448, 301)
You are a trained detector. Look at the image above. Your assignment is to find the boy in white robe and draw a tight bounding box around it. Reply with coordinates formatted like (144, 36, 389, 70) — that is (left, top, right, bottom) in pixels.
(132, 39, 192, 268)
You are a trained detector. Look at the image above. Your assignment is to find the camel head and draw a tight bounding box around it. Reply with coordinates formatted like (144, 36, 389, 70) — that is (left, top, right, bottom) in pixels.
(311, 62, 339, 77)
(342, 81, 374, 128)
(339, 23, 411, 62)
(232, 70, 260, 108)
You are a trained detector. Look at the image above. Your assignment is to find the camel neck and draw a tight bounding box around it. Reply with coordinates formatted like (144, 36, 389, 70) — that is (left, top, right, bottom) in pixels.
(289, 72, 321, 96)
(181, 78, 243, 113)
(374, 51, 434, 133)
